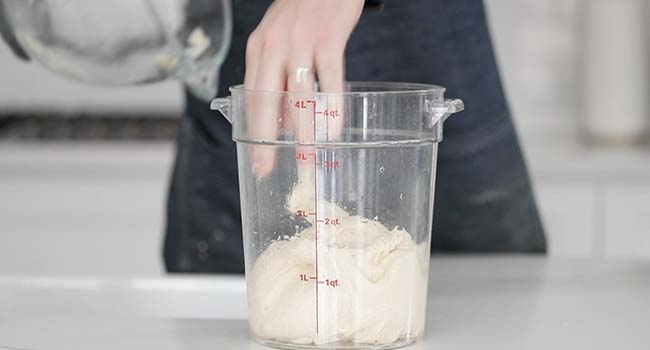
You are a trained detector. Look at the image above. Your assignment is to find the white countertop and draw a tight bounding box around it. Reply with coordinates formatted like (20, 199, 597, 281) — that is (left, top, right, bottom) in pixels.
(1, 256, 649, 350)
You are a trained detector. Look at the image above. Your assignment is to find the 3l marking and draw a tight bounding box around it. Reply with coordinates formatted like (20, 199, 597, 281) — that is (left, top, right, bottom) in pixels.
(322, 160, 340, 169)
(295, 152, 316, 161)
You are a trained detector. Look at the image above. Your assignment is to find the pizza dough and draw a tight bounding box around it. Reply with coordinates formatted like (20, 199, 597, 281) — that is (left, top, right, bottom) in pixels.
(248, 168, 429, 345)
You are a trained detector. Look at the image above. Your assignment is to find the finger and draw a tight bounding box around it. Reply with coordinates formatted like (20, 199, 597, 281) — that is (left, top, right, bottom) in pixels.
(315, 44, 346, 141)
(243, 31, 263, 177)
(244, 29, 262, 87)
(286, 54, 317, 218)
(249, 41, 288, 178)
(287, 66, 316, 142)
(243, 0, 288, 178)
(287, 61, 316, 171)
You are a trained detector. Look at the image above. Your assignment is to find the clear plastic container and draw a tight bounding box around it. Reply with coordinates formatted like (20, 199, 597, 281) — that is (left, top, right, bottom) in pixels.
(212, 82, 463, 349)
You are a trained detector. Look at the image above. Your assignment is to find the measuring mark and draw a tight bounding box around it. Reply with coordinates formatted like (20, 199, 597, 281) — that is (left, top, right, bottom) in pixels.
(297, 211, 332, 220)
(325, 279, 340, 287)
(293, 99, 345, 335)
(315, 161, 340, 169)
(326, 114, 330, 143)
(307, 99, 320, 335)
(324, 217, 341, 225)
(325, 97, 329, 142)
(292, 98, 340, 142)
(299, 274, 341, 286)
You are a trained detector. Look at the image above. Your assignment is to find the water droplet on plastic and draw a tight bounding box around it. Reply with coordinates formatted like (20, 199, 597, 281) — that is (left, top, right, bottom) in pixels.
(399, 193, 404, 200)
(379, 166, 385, 173)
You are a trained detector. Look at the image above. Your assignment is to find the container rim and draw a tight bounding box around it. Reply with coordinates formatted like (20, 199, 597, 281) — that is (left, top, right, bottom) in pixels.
(229, 81, 446, 96)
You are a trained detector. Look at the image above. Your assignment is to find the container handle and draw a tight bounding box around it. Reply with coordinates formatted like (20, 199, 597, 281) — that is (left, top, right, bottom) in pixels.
(443, 98, 464, 118)
(210, 97, 232, 124)
(429, 98, 464, 127)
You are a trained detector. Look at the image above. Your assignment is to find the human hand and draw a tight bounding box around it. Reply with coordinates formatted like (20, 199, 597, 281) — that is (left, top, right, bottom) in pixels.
(244, 0, 364, 177)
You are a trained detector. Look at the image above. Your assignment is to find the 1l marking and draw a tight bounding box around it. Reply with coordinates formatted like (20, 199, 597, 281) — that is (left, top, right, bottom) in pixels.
(298, 274, 340, 288)
(326, 279, 340, 288)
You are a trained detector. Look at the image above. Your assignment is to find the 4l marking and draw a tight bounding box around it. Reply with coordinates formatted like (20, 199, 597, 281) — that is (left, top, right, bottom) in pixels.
(290, 99, 340, 118)
(293, 100, 313, 109)
(316, 109, 341, 118)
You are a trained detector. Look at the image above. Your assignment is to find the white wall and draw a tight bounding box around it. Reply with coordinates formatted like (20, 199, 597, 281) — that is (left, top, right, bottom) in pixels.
(0, 41, 184, 115)
(486, 0, 650, 258)
(0, 143, 173, 277)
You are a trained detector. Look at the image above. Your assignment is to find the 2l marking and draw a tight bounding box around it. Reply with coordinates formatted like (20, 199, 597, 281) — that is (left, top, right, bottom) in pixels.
(324, 217, 340, 225)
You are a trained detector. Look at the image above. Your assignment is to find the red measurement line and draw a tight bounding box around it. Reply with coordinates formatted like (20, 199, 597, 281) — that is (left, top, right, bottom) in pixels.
(312, 100, 319, 335)
(309, 276, 317, 280)
(308, 212, 316, 215)
(326, 117, 329, 142)
(317, 281, 325, 284)
(326, 97, 330, 142)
